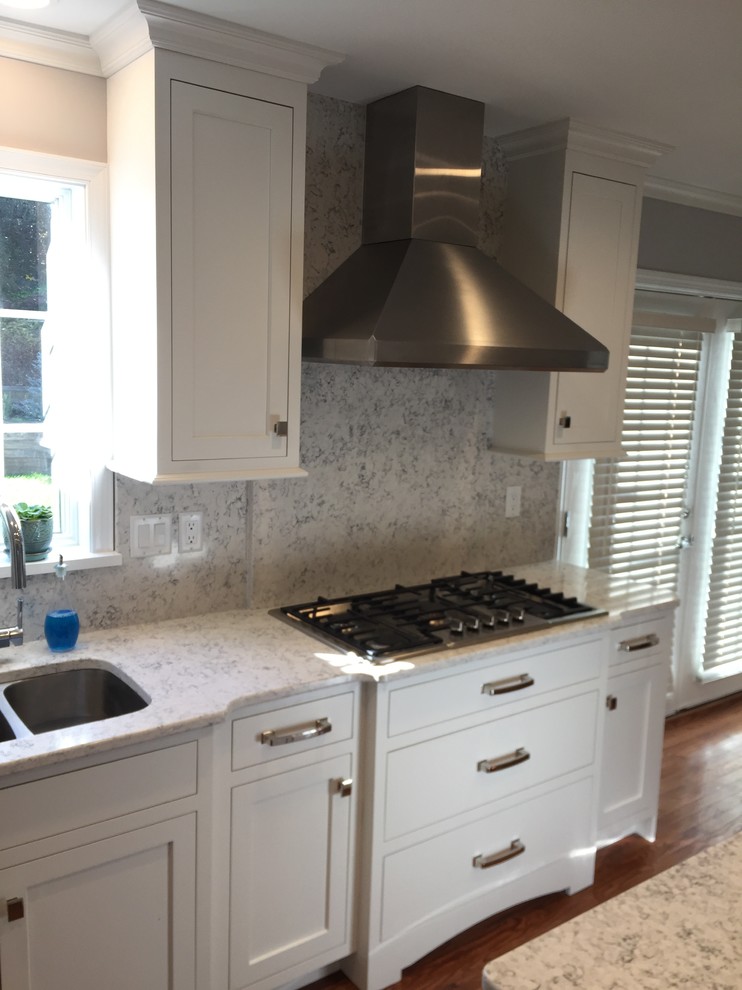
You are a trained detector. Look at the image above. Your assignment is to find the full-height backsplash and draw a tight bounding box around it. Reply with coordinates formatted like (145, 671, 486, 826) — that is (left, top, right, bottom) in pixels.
(248, 94, 560, 607)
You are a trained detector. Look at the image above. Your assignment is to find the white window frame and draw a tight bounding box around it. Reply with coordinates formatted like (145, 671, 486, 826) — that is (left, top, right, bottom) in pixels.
(0, 147, 121, 577)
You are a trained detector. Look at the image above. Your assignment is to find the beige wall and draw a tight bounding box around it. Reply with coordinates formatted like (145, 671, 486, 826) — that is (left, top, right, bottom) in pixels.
(0, 57, 107, 162)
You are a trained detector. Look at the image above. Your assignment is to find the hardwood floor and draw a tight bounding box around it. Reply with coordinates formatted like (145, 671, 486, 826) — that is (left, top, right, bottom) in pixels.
(311, 690, 742, 990)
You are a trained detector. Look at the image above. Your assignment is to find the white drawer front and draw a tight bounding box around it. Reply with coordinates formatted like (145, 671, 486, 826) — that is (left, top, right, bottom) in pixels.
(384, 690, 598, 839)
(232, 690, 355, 771)
(0, 741, 198, 851)
(387, 636, 603, 737)
(381, 776, 593, 941)
(610, 613, 673, 668)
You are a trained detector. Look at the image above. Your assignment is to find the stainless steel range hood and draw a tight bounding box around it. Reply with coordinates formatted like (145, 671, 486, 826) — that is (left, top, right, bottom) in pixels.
(302, 86, 609, 372)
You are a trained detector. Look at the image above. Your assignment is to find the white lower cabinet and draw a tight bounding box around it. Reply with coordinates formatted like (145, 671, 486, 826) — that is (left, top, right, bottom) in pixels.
(214, 686, 360, 990)
(344, 632, 608, 990)
(598, 610, 673, 844)
(0, 815, 196, 990)
(0, 738, 201, 990)
(0, 613, 673, 990)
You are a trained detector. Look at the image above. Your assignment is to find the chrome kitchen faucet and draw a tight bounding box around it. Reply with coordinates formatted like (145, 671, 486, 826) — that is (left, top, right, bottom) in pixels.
(0, 502, 26, 647)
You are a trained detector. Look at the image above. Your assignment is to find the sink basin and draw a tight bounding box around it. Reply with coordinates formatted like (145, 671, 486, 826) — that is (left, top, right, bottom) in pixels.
(2, 666, 148, 735)
(0, 709, 15, 742)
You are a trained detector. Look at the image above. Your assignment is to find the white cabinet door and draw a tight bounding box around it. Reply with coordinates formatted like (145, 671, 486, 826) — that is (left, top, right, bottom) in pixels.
(170, 81, 293, 465)
(598, 663, 666, 843)
(492, 121, 665, 461)
(107, 49, 308, 484)
(0, 814, 196, 990)
(552, 172, 637, 450)
(229, 754, 353, 990)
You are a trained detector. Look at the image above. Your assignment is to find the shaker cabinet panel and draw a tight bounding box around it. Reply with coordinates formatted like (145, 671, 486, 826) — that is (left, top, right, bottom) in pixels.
(170, 82, 293, 463)
(552, 172, 637, 449)
(0, 814, 196, 990)
(229, 753, 354, 990)
(598, 662, 667, 844)
(492, 121, 665, 461)
(107, 51, 306, 483)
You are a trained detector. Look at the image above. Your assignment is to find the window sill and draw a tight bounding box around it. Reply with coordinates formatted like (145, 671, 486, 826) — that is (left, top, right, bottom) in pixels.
(0, 547, 122, 580)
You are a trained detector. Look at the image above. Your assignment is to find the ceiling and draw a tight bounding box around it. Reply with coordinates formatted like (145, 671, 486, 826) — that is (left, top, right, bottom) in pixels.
(2, 0, 740, 203)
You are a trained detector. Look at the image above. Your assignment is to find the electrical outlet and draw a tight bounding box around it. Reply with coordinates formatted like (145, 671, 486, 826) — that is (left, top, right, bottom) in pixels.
(505, 486, 522, 518)
(179, 512, 203, 553)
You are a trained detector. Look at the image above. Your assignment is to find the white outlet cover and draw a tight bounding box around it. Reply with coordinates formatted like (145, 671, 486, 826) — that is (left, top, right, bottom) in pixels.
(130, 515, 172, 557)
(178, 512, 203, 553)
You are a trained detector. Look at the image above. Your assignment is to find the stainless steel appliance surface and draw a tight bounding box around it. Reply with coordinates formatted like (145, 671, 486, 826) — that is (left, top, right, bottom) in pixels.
(274, 570, 606, 663)
(302, 85, 609, 373)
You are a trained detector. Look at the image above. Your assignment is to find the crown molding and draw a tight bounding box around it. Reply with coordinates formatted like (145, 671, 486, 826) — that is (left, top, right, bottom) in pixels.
(497, 117, 672, 170)
(92, 0, 344, 81)
(0, 16, 101, 75)
(643, 176, 742, 218)
(0, 1, 344, 82)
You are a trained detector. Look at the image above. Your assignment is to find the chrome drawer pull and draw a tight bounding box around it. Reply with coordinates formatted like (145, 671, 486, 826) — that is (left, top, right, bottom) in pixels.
(481, 674, 534, 696)
(260, 716, 331, 746)
(473, 838, 525, 870)
(618, 633, 660, 653)
(477, 747, 530, 774)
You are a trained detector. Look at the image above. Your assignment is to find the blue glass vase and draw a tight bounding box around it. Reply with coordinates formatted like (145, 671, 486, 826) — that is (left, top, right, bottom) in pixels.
(44, 609, 80, 652)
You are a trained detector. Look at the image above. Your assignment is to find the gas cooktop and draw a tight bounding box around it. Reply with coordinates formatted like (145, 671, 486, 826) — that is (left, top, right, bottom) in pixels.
(274, 570, 605, 663)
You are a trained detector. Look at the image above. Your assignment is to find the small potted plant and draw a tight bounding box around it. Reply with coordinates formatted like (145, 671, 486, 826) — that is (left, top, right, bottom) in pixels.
(14, 502, 54, 560)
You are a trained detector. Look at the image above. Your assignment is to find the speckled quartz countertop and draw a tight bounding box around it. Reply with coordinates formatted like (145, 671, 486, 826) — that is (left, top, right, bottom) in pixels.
(0, 562, 676, 778)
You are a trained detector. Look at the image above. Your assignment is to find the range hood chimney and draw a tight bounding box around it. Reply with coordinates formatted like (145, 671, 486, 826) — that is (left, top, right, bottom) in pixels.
(302, 86, 609, 372)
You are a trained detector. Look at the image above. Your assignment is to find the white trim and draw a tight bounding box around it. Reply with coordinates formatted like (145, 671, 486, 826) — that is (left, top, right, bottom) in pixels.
(643, 177, 742, 218)
(0, 549, 122, 579)
(0, 15, 101, 74)
(92, 0, 345, 80)
(635, 269, 742, 302)
(496, 118, 671, 169)
(0, 150, 116, 568)
(1, 1, 344, 81)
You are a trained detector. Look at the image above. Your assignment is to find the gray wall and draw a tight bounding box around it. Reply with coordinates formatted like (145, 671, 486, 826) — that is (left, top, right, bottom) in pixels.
(638, 198, 742, 282)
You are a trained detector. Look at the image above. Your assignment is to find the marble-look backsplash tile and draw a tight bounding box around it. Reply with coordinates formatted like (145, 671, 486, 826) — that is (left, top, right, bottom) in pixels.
(250, 363, 560, 605)
(248, 93, 560, 607)
(0, 475, 248, 642)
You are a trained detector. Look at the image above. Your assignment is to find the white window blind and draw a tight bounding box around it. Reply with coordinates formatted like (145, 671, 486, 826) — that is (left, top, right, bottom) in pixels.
(702, 331, 742, 671)
(588, 321, 705, 592)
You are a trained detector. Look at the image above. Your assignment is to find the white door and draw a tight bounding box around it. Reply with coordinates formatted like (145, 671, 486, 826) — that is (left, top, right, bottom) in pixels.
(170, 80, 293, 463)
(229, 754, 353, 989)
(0, 815, 196, 990)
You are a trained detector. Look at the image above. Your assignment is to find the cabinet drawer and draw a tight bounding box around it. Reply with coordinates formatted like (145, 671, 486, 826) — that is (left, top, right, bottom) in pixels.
(385, 689, 598, 839)
(387, 636, 603, 737)
(0, 741, 198, 851)
(232, 690, 355, 771)
(610, 613, 673, 668)
(381, 776, 593, 940)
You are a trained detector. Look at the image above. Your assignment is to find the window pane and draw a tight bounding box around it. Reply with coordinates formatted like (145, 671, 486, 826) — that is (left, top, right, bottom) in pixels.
(588, 324, 704, 592)
(703, 330, 742, 671)
(1, 317, 44, 424)
(0, 196, 51, 311)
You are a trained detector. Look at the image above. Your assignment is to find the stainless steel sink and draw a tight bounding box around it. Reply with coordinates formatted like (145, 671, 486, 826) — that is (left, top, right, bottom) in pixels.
(0, 709, 16, 742)
(0, 666, 148, 737)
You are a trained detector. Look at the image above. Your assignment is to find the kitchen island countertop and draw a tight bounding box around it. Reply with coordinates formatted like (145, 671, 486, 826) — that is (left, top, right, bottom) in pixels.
(0, 561, 676, 777)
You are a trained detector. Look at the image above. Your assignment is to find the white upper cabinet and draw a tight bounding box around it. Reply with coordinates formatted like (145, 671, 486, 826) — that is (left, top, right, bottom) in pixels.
(492, 120, 669, 460)
(96, 2, 341, 483)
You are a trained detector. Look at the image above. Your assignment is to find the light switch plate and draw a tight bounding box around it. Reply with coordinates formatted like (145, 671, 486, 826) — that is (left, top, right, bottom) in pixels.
(130, 515, 172, 557)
